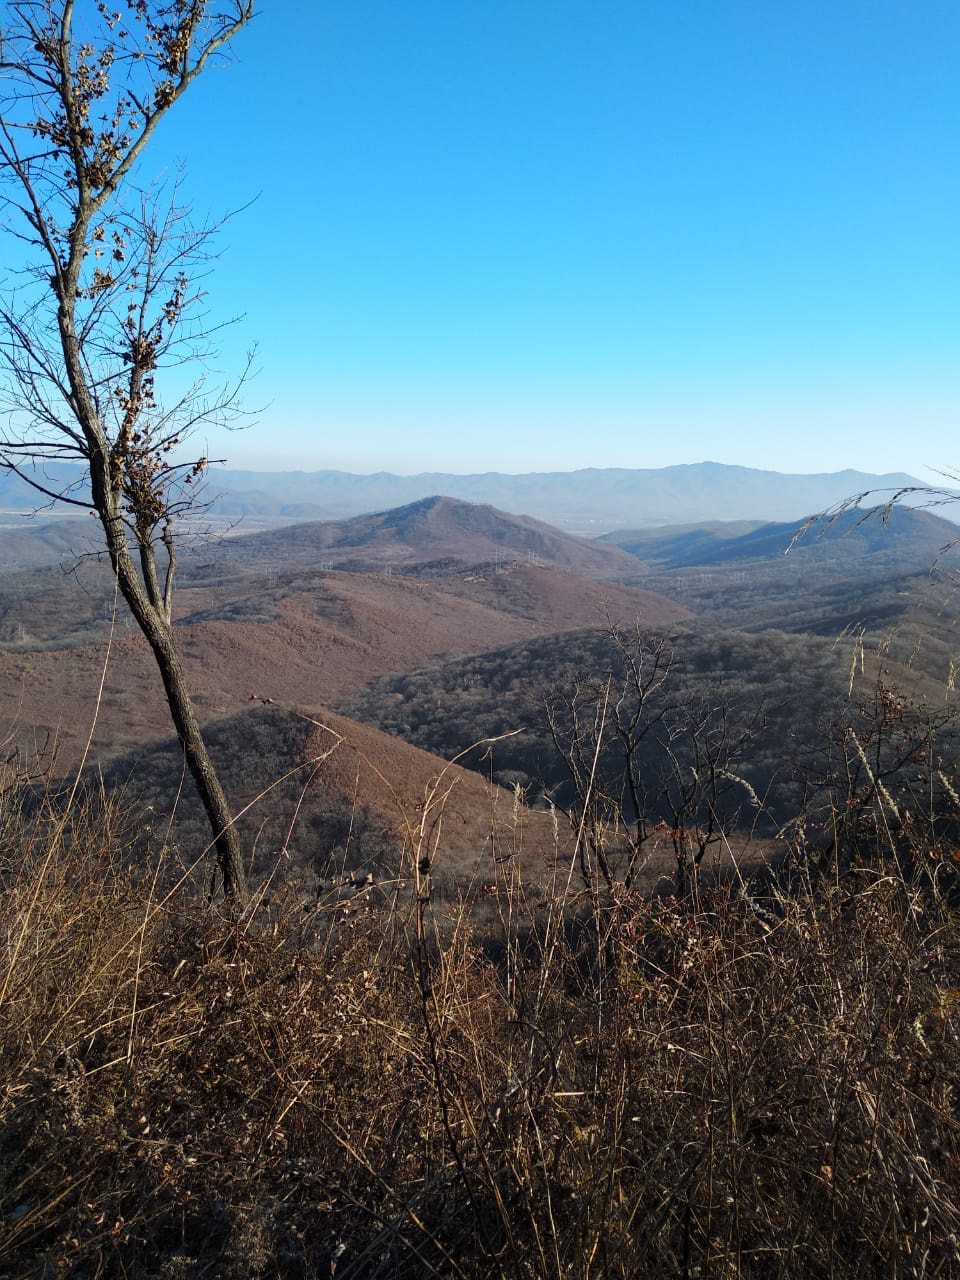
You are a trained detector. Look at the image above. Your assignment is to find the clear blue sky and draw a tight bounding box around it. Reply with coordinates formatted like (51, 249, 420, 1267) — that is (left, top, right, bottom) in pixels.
(55, 3, 960, 476)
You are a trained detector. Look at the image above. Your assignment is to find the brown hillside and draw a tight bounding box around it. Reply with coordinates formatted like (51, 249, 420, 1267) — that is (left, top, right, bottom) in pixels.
(293, 707, 690, 892)
(203, 495, 644, 579)
(298, 706, 562, 871)
(0, 567, 686, 771)
(435, 561, 688, 628)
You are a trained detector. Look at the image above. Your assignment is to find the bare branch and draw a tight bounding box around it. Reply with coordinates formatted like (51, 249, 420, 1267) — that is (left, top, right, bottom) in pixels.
(0, 0, 256, 899)
(0, 457, 94, 508)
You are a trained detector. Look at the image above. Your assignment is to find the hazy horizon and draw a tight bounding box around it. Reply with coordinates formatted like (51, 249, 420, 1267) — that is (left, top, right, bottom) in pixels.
(208, 460, 928, 481)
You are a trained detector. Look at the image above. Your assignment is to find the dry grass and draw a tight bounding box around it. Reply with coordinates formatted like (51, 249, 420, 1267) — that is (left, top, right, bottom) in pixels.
(1, 748, 959, 1278)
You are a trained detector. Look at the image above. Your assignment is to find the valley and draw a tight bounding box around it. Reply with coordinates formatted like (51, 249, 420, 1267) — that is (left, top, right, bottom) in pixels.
(5, 468, 960, 1280)
(2, 4, 956, 1269)
(2, 474, 958, 900)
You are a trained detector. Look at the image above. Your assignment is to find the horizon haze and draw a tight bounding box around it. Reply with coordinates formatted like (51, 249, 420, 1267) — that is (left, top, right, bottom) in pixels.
(2, 460, 949, 540)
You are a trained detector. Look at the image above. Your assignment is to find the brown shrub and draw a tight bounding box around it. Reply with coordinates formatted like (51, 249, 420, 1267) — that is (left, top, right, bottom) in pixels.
(1, 777, 958, 1277)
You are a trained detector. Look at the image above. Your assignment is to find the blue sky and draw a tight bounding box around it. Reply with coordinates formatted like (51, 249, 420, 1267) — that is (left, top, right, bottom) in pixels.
(30, 3, 960, 476)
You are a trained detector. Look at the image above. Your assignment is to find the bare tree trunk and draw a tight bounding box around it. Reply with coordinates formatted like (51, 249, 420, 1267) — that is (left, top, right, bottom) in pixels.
(90, 455, 248, 903)
(139, 615, 248, 902)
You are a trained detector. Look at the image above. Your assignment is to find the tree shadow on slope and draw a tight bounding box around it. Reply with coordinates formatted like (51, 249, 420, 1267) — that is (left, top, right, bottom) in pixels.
(43, 705, 400, 897)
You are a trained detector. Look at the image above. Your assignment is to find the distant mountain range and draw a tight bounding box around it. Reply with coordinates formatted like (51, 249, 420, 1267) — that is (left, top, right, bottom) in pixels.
(206, 462, 936, 534)
(2, 468, 957, 867)
(602, 506, 960, 572)
(0, 461, 942, 535)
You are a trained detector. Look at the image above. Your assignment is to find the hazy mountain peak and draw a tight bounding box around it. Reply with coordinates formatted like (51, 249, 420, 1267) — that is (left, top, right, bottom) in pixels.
(1, 461, 947, 540)
(196, 461, 935, 535)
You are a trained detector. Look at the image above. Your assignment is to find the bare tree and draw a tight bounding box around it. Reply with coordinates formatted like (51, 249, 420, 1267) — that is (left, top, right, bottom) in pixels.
(545, 621, 766, 897)
(0, 1, 255, 900)
(545, 624, 676, 891)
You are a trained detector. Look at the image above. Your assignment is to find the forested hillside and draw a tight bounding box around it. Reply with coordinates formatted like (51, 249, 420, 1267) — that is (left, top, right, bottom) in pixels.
(4, 496, 960, 1277)
(341, 620, 960, 875)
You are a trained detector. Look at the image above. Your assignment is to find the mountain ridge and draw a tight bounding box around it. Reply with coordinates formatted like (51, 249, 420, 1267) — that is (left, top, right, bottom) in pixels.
(205, 463, 932, 533)
(602, 505, 960, 571)
(1, 461, 941, 536)
(198, 494, 643, 579)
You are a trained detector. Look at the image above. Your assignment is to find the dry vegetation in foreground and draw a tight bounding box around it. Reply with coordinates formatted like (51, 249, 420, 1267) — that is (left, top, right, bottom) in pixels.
(1, 749, 959, 1279)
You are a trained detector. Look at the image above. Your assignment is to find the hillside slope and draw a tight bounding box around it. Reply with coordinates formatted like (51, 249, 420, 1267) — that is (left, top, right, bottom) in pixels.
(0, 564, 687, 769)
(196, 495, 643, 579)
(87, 703, 563, 887)
(606, 506, 960, 571)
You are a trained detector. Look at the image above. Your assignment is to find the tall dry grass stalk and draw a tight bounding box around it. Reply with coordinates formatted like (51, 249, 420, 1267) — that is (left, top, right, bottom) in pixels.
(0, 719, 958, 1277)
